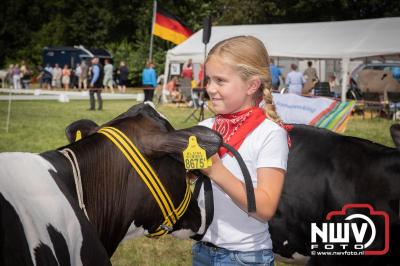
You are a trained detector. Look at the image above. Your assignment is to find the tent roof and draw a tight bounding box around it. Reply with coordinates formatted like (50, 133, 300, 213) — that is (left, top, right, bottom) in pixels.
(167, 17, 400, 62)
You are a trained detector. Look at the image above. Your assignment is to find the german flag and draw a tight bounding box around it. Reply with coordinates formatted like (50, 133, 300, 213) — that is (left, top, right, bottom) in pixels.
(153, 8, 193, 45)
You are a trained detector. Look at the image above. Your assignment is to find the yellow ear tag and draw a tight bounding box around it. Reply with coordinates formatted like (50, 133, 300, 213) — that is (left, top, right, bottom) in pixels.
(183, 136, 212, 170)
(75, 130, 82, 142)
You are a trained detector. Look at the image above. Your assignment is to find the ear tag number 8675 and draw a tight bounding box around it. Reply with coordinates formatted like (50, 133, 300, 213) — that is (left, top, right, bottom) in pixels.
(183, 136, 212, 170)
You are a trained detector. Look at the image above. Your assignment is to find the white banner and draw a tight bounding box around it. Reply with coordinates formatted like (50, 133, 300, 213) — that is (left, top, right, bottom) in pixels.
(271, 93, 337, 124)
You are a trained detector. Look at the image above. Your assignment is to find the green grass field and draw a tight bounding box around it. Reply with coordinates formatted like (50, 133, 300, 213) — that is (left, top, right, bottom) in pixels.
(0, 99, 397, 265)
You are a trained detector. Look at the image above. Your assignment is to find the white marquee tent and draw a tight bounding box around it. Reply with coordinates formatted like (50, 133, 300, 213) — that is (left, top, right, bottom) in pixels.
(163, 17, 400, 101)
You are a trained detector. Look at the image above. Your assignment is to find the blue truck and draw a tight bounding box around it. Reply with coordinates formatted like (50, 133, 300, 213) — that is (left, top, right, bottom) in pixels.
(42, 45, 112, 68)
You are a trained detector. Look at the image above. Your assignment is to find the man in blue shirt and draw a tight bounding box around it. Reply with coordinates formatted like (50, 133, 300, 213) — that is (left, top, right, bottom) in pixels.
(270, 59, 283, 91)
(89, 57, 103, 110)
(142, 61, 157, 102)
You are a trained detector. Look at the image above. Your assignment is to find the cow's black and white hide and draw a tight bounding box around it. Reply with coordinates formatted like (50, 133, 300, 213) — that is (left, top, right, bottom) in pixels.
(270, 124, 400, 266)
(0, 103, 222, 266)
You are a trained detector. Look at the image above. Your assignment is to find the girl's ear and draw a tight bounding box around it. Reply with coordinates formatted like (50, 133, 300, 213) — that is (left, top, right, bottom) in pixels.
(246, 77, 261, 95)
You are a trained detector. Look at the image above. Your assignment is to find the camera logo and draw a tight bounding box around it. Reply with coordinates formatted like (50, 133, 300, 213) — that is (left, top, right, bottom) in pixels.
(310, 204, 389, 255)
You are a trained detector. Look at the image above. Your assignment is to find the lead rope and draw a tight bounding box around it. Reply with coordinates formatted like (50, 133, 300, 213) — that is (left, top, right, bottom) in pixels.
(221, 142, 256, 213)
(59, 148, 90, 220)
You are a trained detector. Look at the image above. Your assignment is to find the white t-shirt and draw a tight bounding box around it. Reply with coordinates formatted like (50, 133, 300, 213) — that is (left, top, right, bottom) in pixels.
(197, 117, 288, 251)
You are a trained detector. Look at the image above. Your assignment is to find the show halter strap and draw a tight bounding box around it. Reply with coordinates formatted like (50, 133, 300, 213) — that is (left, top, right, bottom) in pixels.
(98, 126, 192, 238)
(190, 170, 214, 241)
(59, 148, 90, 220)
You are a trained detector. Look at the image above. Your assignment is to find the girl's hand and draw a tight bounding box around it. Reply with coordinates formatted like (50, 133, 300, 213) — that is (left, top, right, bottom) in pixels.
(201, 154, 221, 178)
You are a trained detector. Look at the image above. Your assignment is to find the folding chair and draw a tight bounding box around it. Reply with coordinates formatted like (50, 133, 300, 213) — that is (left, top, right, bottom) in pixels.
(314, 82, 333, 97)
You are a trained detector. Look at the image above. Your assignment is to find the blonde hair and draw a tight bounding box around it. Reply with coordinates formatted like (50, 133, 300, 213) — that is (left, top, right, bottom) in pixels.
(206, 36, 280, 122)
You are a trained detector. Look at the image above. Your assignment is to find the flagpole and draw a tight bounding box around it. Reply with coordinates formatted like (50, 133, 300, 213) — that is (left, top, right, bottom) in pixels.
(148, 0, 157, 62)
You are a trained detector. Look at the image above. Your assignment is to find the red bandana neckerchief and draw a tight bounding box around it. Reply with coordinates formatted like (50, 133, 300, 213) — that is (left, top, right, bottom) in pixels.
(213, 107, 266, 157)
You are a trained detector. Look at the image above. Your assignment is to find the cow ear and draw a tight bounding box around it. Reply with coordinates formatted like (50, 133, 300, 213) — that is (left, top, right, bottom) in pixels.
(142, 126, 222, 161)
(65, 119, 99, 143)
(390, 124, 400, 150)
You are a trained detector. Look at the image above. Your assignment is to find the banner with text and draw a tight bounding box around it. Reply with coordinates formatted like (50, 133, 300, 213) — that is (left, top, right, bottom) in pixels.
(271, 93, 355, 133)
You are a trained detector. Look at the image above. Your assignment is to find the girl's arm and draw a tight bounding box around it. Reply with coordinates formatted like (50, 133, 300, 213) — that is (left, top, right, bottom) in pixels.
(202, 155, 285, 223)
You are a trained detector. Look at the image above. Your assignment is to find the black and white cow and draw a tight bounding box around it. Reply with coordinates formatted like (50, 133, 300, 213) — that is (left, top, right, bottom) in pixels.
(0, 103, 222, 265)
(269, 124, 400, 266)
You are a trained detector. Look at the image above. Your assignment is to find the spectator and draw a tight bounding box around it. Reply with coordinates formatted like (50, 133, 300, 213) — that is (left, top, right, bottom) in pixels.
(88, 57, 103, 111)
(117, 61, 129, 93)
(75, 63, 82, 89)
(181, 59, 193, 80)
(180, 59, 194, 103)
(61, 64, 71, 90)
(80, 61, 89, 90)
(141, 61, 157, 102)
(103, 59, 114, 93)
(270, 58, 283, 91)
(7, 64, 14, 86)
(52, 64, 62, 89)
(303, 61, 319, 82)
(166, 76, 177, 93)
(44, 64, 53, 76)
(168, 76, 182, 102)
(12, 64, 21, 90)
(329, 74, 341, 98)
(286, 64, 305, 95)
(20, 61, 31, 89)
(39, 65, 53, 90)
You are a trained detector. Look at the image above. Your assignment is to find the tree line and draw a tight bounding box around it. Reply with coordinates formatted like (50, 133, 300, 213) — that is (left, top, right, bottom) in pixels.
(1, 0, 398, 84)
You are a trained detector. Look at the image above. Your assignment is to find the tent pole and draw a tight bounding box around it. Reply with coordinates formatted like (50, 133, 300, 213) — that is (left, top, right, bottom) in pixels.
(161, 53, 170, 103)
(341, 57, 350, 102)
(318, 59, 321, 81)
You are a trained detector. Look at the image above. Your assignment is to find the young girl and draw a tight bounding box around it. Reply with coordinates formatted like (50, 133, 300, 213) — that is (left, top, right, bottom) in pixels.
(193, 36, 289, 265)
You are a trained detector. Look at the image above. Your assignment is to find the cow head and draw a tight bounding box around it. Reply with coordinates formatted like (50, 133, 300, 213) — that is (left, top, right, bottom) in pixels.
(65, 103, 221, 254)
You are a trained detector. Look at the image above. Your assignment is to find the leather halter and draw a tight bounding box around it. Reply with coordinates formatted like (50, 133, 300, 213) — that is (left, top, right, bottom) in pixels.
(98, 126, 192, 237)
